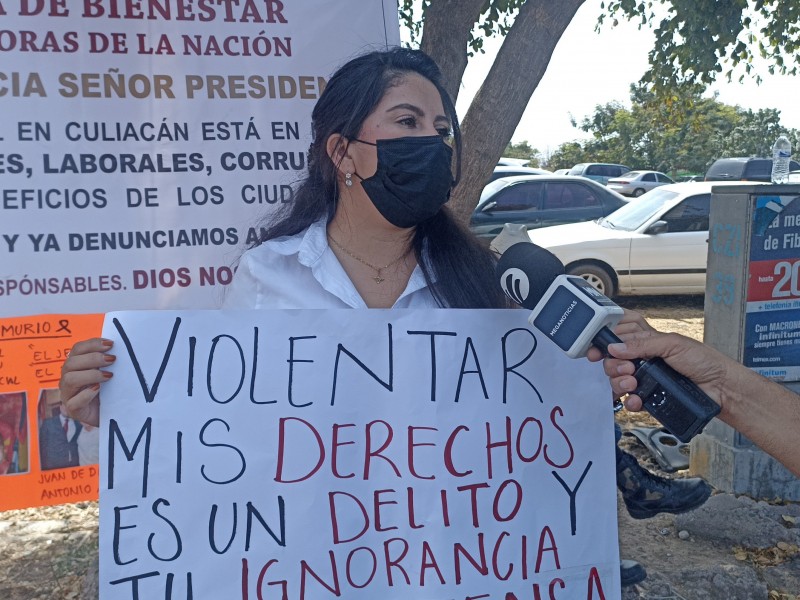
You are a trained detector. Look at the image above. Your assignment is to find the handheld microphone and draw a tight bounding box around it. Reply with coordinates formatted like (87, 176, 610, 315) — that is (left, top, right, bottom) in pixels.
(496, 242, 720, 442)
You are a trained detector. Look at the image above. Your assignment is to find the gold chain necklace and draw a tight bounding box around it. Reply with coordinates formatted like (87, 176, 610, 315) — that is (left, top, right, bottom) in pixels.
(328, 235, 410, 284)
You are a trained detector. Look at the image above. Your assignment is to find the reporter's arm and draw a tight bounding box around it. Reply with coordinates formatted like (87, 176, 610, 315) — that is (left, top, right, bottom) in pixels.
(606, 332, 800, 478)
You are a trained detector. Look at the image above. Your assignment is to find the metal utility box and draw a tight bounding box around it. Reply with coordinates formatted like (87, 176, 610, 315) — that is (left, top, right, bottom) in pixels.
(693, 184, 800, 500)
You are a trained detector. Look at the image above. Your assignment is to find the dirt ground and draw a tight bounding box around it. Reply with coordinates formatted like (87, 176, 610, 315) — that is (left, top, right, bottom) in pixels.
(0, 295, 798, 599)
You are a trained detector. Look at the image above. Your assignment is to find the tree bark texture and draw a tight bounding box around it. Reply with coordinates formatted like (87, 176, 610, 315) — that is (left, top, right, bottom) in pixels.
(435, 0, 587, 226)
(420, 0, 486, 104)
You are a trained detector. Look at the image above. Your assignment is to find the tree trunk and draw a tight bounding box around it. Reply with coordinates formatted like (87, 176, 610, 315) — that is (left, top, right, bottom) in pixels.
(443, 0, 587, 225)
(420, 0, 485, 104)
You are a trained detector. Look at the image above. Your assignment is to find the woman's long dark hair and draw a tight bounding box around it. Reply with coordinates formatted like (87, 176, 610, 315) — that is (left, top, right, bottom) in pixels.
(254, 47, 510, 309)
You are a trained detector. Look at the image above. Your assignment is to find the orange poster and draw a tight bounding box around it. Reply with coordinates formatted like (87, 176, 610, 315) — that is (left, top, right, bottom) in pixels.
(0, 313, 104, 511)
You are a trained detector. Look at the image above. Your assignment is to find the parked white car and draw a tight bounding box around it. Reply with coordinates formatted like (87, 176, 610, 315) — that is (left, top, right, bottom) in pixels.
(527, 181, 765, 296)
(607, 170, 674, 197)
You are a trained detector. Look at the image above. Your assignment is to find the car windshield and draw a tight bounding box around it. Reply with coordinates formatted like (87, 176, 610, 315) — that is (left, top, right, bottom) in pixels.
(479, 179, 510, 204)
(598, 188, 679, 230)
(616, 171, 640, 179)
(567, 164, 586, 175)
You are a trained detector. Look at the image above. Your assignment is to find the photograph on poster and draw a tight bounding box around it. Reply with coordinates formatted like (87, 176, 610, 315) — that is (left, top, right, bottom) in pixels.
(37, 388, 100, 471)
(0, 314, 103, 510)
(0, 391, 28, 476)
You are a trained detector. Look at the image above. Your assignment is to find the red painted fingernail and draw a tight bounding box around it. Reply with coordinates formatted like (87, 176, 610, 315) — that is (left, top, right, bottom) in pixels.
(102, 371, 113, 379)
(104, 355, 116, 363)
(101, 339, 114, 348)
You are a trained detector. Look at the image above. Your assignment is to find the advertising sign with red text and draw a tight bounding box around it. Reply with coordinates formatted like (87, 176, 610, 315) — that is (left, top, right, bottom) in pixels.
(744, 193, 800, 380)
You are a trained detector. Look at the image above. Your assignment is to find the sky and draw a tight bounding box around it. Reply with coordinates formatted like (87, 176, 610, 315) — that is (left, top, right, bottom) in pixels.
(451, 0, 800, 156)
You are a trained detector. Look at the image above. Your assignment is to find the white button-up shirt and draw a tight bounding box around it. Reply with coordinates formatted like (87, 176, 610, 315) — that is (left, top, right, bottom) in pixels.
(222, 220, 440, 309)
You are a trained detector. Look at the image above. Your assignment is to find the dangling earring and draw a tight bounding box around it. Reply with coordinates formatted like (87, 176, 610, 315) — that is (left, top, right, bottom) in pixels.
(345, 173, 353, 187)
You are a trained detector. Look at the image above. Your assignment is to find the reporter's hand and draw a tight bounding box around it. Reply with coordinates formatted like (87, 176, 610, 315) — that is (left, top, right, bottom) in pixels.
(585, 308, 654, 402)
(586, 308, 654, 363)
(605, 331, 727, 412)
(59, 338, 115, 427)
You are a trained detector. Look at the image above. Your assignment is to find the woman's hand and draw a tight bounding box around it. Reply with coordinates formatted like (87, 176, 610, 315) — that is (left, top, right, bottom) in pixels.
(59, 338, 115, 427)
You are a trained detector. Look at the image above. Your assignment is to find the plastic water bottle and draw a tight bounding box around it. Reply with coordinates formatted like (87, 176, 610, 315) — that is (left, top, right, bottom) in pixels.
(771, 134, 792, 184)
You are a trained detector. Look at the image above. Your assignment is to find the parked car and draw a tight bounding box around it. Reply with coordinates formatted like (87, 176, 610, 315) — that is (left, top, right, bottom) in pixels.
(488, 165, 552, 183)
(676, 175, 703, 183)
(553, 168, 571, 176)
(704, 157, 800, 182)
(607, 170, 674, 197)
(470, 175, 628, 239)
(527, 181, 766, 297)
(497, 157, 530, 166)
(567, 162, 631, 185)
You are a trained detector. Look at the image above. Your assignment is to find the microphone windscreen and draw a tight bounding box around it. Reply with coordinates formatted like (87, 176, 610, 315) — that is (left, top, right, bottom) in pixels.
(495, 242, 565, 309)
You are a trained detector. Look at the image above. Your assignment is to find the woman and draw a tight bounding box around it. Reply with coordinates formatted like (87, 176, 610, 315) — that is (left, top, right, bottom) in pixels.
(224, 47, 507, 310)
(59, 47, 510, 426)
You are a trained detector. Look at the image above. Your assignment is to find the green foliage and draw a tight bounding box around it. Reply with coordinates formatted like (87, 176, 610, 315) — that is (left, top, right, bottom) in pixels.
(722, 107, 790, 157)
(599, 0, 800, 89)
(502, 140, 541, 166)
(398, 0, 800, 217)
(399, 0, 526, 54)
(545, 142, 591, 171)
(398, 0, 429, 47)
(548, 84, 800, 174)
(404, 1, 800, 87)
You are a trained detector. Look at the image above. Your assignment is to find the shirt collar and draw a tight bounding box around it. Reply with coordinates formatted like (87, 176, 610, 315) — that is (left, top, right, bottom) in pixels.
(295, 220, 434, 306)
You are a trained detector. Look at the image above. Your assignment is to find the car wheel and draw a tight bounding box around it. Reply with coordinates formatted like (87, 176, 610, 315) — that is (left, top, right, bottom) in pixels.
(567, 264, 614, 296)
(632, 188, 645, 197)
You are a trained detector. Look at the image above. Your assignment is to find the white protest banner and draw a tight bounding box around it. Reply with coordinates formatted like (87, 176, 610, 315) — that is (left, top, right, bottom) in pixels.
(0, 0, 399, 317)
(99, 309, 620, 599)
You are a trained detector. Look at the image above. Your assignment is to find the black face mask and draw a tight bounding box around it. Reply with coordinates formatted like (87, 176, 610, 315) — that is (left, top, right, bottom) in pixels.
(352, 135, 454, 228)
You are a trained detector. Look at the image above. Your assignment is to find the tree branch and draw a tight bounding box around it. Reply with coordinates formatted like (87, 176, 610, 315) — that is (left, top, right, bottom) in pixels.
(448, 0, 586, 224)
(420, 0, 486, 103)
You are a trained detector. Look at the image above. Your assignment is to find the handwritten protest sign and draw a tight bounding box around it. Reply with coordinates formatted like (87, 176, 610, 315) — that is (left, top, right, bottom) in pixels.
(0, 313, 103, 510)
(99, 309, 620, 598)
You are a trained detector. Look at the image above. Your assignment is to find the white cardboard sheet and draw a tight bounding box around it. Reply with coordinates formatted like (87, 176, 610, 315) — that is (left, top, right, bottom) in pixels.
(99, 308, 620, 599)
